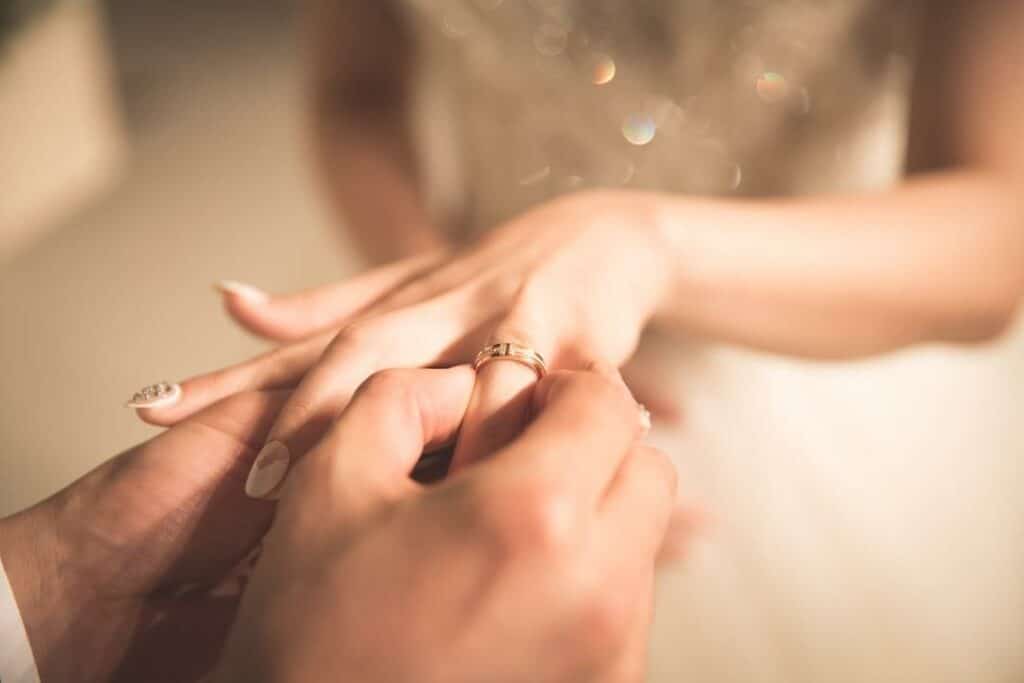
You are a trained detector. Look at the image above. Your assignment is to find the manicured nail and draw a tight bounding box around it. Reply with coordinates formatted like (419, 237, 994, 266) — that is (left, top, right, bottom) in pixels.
(245, 441, 290, 500)
(125, 382, 182, 408)
(638, 404, 652, 434)
(216, 280, 268, 303)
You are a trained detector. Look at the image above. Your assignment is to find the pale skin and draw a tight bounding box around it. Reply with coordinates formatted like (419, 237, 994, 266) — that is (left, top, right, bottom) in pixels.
(0, 368, 686, 682)
(135, 2, 1023, 482)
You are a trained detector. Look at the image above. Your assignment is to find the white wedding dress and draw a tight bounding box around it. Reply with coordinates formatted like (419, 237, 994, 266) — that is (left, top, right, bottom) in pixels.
(400, 2, 1024, 680)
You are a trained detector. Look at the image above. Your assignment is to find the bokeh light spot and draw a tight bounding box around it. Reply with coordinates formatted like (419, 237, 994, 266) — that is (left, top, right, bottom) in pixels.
(591, 54, 616, 85)
(755, 71, 789, 104)
(622, 114, 656, 146)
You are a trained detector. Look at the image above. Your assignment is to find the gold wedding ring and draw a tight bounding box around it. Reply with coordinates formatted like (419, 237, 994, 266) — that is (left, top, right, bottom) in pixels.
(473, 342, 548, 379)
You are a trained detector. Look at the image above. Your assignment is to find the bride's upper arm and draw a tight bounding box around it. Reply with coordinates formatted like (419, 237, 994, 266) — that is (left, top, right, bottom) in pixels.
(306, 0, 416, 122)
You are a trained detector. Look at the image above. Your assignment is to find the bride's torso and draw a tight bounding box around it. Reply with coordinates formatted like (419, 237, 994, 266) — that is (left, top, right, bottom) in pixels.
(397, 3, 1024, 682)
(404, 0, 916, 234)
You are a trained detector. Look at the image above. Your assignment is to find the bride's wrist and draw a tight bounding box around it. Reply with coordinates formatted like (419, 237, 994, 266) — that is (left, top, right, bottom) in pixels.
(583, 189, 687, 321)
(632, 192, 729, 325)
(535, 188, 686, 328)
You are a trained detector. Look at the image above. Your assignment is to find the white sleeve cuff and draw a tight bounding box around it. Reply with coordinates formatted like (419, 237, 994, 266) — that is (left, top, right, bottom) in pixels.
(0, 554, 41, 683)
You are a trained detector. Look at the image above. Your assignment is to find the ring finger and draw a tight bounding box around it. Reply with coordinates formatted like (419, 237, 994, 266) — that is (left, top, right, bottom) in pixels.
(449, 315, 563, 472)
(244, 293, 493, 499)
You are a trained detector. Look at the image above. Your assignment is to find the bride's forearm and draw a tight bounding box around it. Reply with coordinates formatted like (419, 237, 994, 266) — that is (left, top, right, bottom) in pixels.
(632, 170, 1023, 359)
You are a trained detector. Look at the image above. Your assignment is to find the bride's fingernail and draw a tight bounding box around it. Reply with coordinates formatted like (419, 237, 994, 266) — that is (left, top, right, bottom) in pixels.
(638, 404, 652, 435)
(125, 382, 182, 409)
(215, 280, 268, 303)
(245, 441, 290, 500)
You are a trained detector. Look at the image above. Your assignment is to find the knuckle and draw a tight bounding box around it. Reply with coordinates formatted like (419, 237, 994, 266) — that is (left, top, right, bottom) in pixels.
(477, 273, 519, 305)
(335, 313, 414, 358)
(508, 273, 562, 321)
(476, 478, 577, 557)
(281, 395, 316, 425)
(335, 316, 399, 353)
(511, 273, 547, 308)
(384, 279, 434, 307)
(575, 592, 633, 658)
(354, 369, 418, 417)
(358, 368, 412, 400)
(518, 487, 575, 554)
(276, 390, 341, 445)
(333, 320, 375, 346)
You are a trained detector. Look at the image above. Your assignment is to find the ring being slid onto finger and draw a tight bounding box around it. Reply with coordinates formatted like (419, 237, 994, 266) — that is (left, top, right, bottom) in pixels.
(473, 342, 548, 379)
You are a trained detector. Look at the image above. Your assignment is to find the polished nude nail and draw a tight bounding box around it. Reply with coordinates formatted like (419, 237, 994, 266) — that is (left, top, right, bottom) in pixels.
(125, 382, 182, 409)
(638, 404, 652, 435)
(245, 441, 291, 500)
(215, 280, 268, 303)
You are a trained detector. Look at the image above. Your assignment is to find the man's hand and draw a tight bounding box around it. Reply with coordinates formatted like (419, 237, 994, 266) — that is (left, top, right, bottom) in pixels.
(215, 366, 683, 683)
(0, 391, 288, 682)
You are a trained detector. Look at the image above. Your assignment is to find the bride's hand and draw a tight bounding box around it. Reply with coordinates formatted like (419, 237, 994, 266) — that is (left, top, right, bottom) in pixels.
(135, 191, 674, 486)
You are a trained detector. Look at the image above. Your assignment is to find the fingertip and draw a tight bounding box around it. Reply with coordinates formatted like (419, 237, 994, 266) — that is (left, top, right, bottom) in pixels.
(582, 362, 647, 435)
(531, 366, 635, 423)
(583, 360, 636, 402)
(134, 406, 179, 427)
(129, 379, 209, 426)
(217, 281, 318, 344)
(125, 382, 185, 425)
(219, 286, 295, 342)
(638, 404, 652, 435)
(134, 393, 202, 426)
(244, 440, 290, 500)
(215, 280, 269, 304)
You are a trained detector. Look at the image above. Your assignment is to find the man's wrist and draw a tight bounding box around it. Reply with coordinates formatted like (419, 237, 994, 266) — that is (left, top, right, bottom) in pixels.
(0, 506, 81, 682)
(0, 541, 41, 682)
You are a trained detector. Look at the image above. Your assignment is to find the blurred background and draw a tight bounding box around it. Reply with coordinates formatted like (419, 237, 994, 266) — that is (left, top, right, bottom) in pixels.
(0, 0, 354, 512)
(1, 2, 1023, 682)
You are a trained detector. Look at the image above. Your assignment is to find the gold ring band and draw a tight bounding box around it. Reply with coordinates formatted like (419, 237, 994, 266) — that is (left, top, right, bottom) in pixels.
(473, 342, 548, 379)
